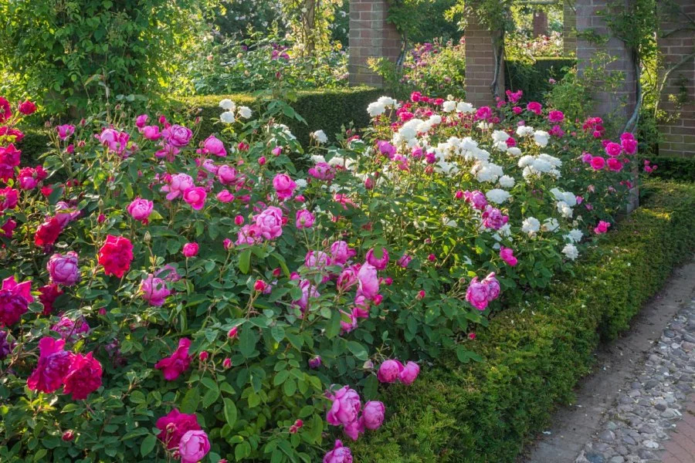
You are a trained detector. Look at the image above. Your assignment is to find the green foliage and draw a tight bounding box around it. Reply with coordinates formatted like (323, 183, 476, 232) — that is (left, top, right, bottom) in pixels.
(505, 58, 576, 103)
(351, 181, 695, 462)
(0, 0, 214, 115)
(386, 0, 461, 44)
(641, 155, 695, 183)
(16, 129, 52, 166)
(178, 87, 383, 147)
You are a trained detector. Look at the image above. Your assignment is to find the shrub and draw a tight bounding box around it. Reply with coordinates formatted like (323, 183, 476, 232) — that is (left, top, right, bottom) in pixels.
(0, 0, 213, 115)
(178, 87, 383, 147)
(0, 91, 654, 462)
(640, 155, 695, 183)
(504, 58, 577, 104)
(351, 180, 695, 462)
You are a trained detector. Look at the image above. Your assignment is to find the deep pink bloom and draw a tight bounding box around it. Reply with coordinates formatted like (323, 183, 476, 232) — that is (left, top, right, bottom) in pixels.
(0, 144, 21, 181)
(500, 247, 518, 266)
(366, 248, 389, 270)
(0, 187, 19, 211)
(141, 274, 171, 306)
(0, 276, 33, 326)
(236, 224, 264, 246)
(594, 220, 611, 234)
(63, 352, 102, 400)
(326, 386, 362, 426)
(217, 165, 239, 185)
(475, 106, 492, 121)
(135, 114, 148, 128)
(97, 128, 130, 155)
(483, 272, 500, 300)
(356, 263, 379, 300)
(399, 361, 420, 385)
(273, 173, 296, 200)
(323, 440, 353, 463)
(182, 242, 199, 258)
(581, 152, 594, 163)
(506, 90, 523, 104)
(155, 338, 192, 381)
(337, 266, 359, 292)
(548, 110, 564, 123)
(466, 277, 490, 311)
(156, 409, 201, 450)
(47, 251, 80, 286)
(621, 132, 638, 155)
(377, 360, 404, 383)
(183, 187, 207, 210)
(331, 241, 355, 265)
(126, 198, 154, 222)
(56, 125, 75, 140)
(296, 209, 315, 228)
(18, 100, 37, 115)
(161, 173, 194, 200)
(605, 142, 622, 157)
(26, 337, 71, 393)
(51, 316, 90, 341)
(142, 126, 161, 140)
(410, 91, 422, 102)
(482, 206, 509, 230)
(527, 102, 543, 115)
(397, 254, 412, 268)
(203, 135, 226, 157)
(344, 419, 364, 441)
(162, 125, 193, 147)
(98, 235, 134, 278)
(255, 206, 283, 240)
(309, 356, 322, 369)
(463, 190, 487, 210)
(217, 189, 235, 202)
(607, 157, 623, 172)
(179, 430, 211, 463)
(590, 156, 606, 170)
(362, 401, 385, 430)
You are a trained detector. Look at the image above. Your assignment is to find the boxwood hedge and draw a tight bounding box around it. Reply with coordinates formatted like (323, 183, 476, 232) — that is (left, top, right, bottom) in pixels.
(351, 180, 695, 463)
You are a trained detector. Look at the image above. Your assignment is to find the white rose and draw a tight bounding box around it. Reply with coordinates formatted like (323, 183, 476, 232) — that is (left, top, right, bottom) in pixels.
(499, 175, 515, 189)
(542, 218, 559, 232)
(562, 244, 579, 260)
(533, 130, 550, 147)
(295, 179, 308, 189)
(220, 111, 235, 124)
(442, 101, 456, 112)
(238, 106, 252, 119)
(557, 201, 573, 218)
(310, 154, 327, 164)
(516, 126, 534, 137)
(456, 102, 474, 113)
(492, 130, 510, 143)
(507, 147, 522, 157)
(486, 189, 511, 204)
(219, 99, 236, 111)
(311, 130, 328, 144)
(566, 229, 584, 243)
(367, 102, 386, 117)
(522, 217, 540, 235)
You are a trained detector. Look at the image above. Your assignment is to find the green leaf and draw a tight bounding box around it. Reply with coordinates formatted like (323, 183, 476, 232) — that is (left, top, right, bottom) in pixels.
(180, 387, 200, 414)
(270, 325, 285, 343)
(363, 374, 379, 401)
(140, 434, 157, 457)
(223, 398, 238, 428)
(238, 327, 258, 358)
(325, 309, 342, 339)
(273, 370, 290, 386)
(238, 249, 252, 274)
(347, 341, 369, 361)
(203, 385, 221, 408)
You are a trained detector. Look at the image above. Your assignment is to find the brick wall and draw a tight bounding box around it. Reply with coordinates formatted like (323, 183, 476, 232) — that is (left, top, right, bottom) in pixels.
(464, 13, 505, 108)
(576, 0, 637, 125)
(658, 0, 695, 157)
(348, 0, 402, 87)
(563, 0, 577, 55)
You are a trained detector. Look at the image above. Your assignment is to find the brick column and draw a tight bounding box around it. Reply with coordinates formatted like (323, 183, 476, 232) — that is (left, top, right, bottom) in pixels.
(348, 0, 402, 87)
(533, 10, 549, 37)
(563, 0, 577, 55)
(464, 13, 505, 108)
(657, 0, 695, 157)
(576, 0, 637, 124)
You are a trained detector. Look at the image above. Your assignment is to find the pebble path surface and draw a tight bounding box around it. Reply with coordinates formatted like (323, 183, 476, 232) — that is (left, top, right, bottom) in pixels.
(575, 298, 695, 463)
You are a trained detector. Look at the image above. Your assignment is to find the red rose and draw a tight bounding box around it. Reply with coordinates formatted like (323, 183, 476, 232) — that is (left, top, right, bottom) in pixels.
(156, 408, 201, 449)
(62, 352, 103, 400)
(0, 97, 11, 123)
(17, 100, 37, 115)
(0, 144, 21, 182)
(98, 235, 134, 277)
(38, 283, 64, 315)
(0, 127, 24, 143)
(34, 217, 63, 249)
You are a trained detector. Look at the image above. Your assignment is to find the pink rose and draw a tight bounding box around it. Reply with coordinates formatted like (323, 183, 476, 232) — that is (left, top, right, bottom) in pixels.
(56, 125, 75, 140)
(255, 206, 283, 240)
(0, 276, 33, 326)
(621, 132, 638, 155)
(62, 352, 102, 400)
(296, 209, 315, 228)
(142, 125, 161, 140)
(272, 173, 296, 200)
(217, 165, 239, 185)
(293, 279, 319, 312)
(356, 263, 379, 300)
(203, 135, 227, 157)
(594, 220, 611, 234)
(548, 110, 564, 123)
(397, 254, 412, 268)
(366, 248, 389, 271)
(527, 102, 543, 115)
(155, 338, 192, 381)
(377, 360, 403, 383)
(309, 162, 335, 181)
(590, 156, 606, 171)
(466, 277, 490, 310)
(399, 361, 420, 385)
(361, 401, 385, 430)
(482, 206, 509, 230)
(182, 242, 199, 257)
(183, 187, 207, 210)
(135, 114, 148, 128)
(26, 337, 71, 393)
(126, 198, 154, 222)
(331, 241, 355, 265)
(607, 157, 623, 172)
(343, 419, 364, 441)
(323, 440, 353, 463)
(140, 274, 171, 306)
(161, 173, 194, 200)
(483, 272, 500, 300)
(337, 266, 359, 292)
(500, 247, 518, 266)
(47, 251, 80, 286)
(326, 386, 362, 426)
(236, 224, 264, 246)
(179, 430, 211, 463)
(463, 190, 487, 210)
(162, 124, 193, 147)
(604, 142, 622, 157)
(305, 251, 330, 270)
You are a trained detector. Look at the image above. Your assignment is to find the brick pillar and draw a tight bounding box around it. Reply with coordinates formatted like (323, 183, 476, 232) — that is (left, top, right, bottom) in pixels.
(464, 13, 505, 107)
(348, 0, 402, 87)
(563, 0, 577, 55)
(533, 10, 548, 37)
(576, 0, 637, 124)
(657, 0, 695, 157)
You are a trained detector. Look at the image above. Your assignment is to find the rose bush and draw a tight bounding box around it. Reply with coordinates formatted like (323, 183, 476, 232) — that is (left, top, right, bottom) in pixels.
(0, 92, 651, 462)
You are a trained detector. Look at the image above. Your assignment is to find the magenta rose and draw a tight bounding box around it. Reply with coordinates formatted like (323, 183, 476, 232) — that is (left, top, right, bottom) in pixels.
(398, 361, 420, 385)
(343, 419, 364, 441)
(323, 440, 353, 463)
(161, 173, 194, 200)
(272, 173, 296, 200)
(377, 359, 403, 383)
(356, 263, 379, 300)
(590, 156, 606, 170)
(466, 277, 489, 310)
(26, 337, 71, 393)
(362, 401, 386, 430)
(51, 316, 90, 341)
(142, 125, 161, 140)
(62, 352, 102, 400)
(331, 241, 355, 265)
(155, 338, 192, 381)
(607, 157, 623, 172)
(204, 135, 227, 157)
(366, 248, 389, 270)
(604, 142, 622, 157)
(162, 124, 193, 147)
(140, 274, 171, 306)
(305, 251, 330, 270)
(126, 198, 154, 222)
(0, 276, 33, 327)
(182, 242, 199, 258)
(156, 409, 201, 450)
(337, 266, 359, 292)
(135, 114, 148, 128)
(326, 386, 362, 426)
(464, 190, 488, 210)
(183, 187, 207, 210)
(296, 209, 315, 228)
(500, 247, 518, 266)
(179, 430, 211, 463)
(217, 165, 239, 185)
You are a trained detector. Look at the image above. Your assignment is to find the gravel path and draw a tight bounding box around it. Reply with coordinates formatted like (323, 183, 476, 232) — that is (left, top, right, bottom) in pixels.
(524, 260, 695, 463)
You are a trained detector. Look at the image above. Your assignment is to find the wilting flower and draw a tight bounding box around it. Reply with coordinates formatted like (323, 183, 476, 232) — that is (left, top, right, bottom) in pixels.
(62, 352, 103, 400)
(27, 337, 71, 393)
(155, 338, 192, 381)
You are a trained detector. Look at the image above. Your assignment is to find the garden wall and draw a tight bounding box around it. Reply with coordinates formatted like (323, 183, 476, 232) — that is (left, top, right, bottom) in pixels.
(351, 181, 695, 462)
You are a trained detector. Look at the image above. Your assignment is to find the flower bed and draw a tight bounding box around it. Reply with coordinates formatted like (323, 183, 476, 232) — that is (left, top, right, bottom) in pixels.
(350, 180, 695, 462)
(0, 91, 655, 462)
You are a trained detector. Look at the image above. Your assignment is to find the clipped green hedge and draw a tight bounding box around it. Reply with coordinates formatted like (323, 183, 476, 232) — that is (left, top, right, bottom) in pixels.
(352, 180, 695, 463)
(178, 86, 383, 147)
(505, 58, 577, 103)
(17, 128, 51, 166)
(643, 154, 695, 183)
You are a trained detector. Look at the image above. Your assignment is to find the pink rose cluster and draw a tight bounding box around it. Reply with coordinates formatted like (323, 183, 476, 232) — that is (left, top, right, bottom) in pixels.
(465, 272, 501, 311)
(377, 359, 421, 385)
(156, 409, 211, 463)
(326, 385, 386, 442)
(581, 132, 638, 173)
(27, 337, 103, 400)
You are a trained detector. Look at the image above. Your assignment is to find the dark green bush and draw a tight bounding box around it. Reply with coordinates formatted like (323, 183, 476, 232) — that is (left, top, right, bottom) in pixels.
(505, 58, 577, 103)
(352, 180, 695, 463)
(178, 87, 383, 146)
(642, 155, 695, 183)
(17, 128, 51, 166)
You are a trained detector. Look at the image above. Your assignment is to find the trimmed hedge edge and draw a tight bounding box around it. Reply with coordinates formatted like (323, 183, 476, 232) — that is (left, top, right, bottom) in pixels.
(352, 180, 695, 463)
